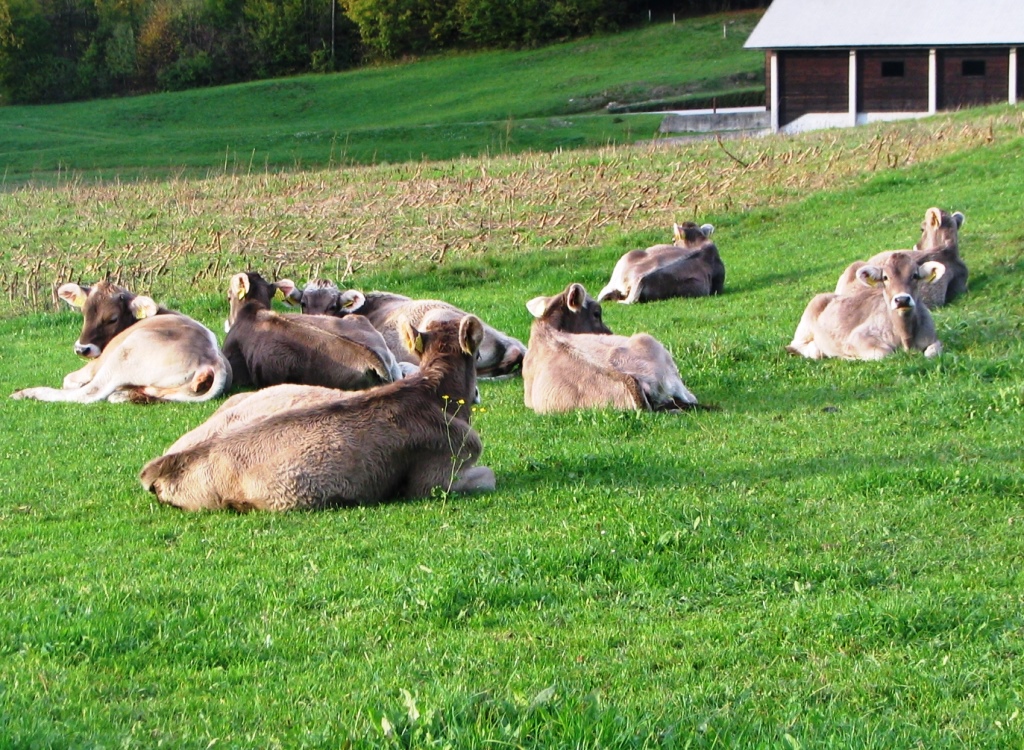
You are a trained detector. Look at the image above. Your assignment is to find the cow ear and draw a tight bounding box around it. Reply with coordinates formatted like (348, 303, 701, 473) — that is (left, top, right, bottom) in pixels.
(399, 318, 424, 355)
(229, 273, 250, 301)
(926, 207, 943, 228)
(918, 261, 946, 284)
(339, 290, 366, 312)
(952, 211, 965, 228)
(129, 295, 159, 320)
(57, 283, 89, 309)
(700, 224, 715, 237)
(525, 296, 548, 318)
(856, 265, 883, 287)
(566, 283, 587, 313)
(459, 315, 484, 356)
(274, 279, 299, 306)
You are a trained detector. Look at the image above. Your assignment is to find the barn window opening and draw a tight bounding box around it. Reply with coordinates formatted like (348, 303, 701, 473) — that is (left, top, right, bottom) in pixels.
(881, 61, 905, 77)
(962, 60, 986, 76)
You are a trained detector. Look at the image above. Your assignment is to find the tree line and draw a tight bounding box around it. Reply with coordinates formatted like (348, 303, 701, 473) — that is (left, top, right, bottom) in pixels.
(0, 0, 767, 105)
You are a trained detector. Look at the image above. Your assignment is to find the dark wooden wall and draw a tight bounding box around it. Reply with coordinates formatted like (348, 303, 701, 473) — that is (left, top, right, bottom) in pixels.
(777, 51, 848, 125)
(940, 48, 1009, 109)
(858, 49, 929, 112)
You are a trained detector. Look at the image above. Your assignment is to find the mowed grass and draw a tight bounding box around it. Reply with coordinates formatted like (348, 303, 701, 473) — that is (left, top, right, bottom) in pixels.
(0, 12, 761, 183)
(1, 106, 1024, 746)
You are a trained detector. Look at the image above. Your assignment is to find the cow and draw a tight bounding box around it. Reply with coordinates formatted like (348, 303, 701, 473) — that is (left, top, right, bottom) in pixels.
(597, 222, 724, 304)
(834, 208, 967, 307)
(284, 279, 527, 379)
(139, 315, 495, 511)
(11, 312, 232, 403)
(222, 271, 405, 390)
(522, 282, 699, 413)
(788, 252, 945, 360)
(56, 280, 174, 358)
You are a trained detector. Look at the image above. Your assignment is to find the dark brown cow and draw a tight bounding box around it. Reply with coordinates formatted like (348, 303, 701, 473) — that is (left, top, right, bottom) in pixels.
(789, 252, 945, 360)
(285, 280, 527, 379)
(835, 208, 967, 307)
(222, 272, 403, 390)
(57, 281, 173, 358)
(522, 283, 699, 413)
(598, 222, 724, 304)
(139, 315, 494, 511)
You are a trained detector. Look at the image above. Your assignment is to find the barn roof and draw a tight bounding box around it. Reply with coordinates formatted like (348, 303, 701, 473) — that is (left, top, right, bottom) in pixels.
(745, 0, 1024, 49)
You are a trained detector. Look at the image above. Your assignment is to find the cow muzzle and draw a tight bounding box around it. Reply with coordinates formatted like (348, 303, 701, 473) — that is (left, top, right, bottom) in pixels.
(74, 341, 101, 358)
(890, 294, 915, 312)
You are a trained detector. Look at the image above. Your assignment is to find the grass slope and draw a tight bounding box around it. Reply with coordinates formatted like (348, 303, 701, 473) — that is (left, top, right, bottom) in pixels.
(0, 12, 761, 183)
(1, 107, 1023, 746)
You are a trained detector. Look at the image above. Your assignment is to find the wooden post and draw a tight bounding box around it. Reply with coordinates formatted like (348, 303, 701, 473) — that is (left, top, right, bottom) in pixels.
(770, 51, 780, 133)
(1010, 48, 1018, 105)
(928, 49, 938, 113)
(848, 50, 857, 126)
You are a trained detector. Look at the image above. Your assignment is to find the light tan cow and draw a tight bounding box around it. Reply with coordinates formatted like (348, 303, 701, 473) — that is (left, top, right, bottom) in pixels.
(139, 315, 494, 511)
(789, 252, 945, 360)
(598, 222, 724, 304)
(11, 313, 231, 403)
(834, 208, 967, 307)
(522, 283, 699, 413)
(284, 280, 527, 379)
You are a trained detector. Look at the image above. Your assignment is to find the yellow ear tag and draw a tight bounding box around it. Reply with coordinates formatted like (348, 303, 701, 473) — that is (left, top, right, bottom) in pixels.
(273, 288, 286, 302)
(73, 292, 88, 307)
(135, 308, 148, 319)
(414, 334, 425, 355)
(236, 287, 246, 300)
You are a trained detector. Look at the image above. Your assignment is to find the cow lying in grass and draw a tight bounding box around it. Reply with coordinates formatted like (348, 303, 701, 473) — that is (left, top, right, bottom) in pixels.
(597, 222, 725, 304)
(222, 272, 404, 390)
(11, 280, 231, 403)
(284, 279, 527, 379)
(789, 252, 945, 360)
(140, 315, 494, 511)
(835, 208, 967, 307)
(522, 282, 700, 413)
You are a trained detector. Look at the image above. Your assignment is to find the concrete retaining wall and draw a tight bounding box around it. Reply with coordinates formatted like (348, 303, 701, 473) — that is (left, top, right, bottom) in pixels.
(659, 109, 770, 134)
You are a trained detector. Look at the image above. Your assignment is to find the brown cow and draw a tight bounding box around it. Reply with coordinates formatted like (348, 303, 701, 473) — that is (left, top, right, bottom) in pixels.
(11, 313, 231, 403)
(139, 315, 494, 511)
(789, 252, 945, 360)
(222, 272, 404, 390)
(597, 222, 724, 304)
(522, 282, 699, 413)
(835, 208, 967, 307)
(57, 280, 173, 358)
(285, 280, 527, 379)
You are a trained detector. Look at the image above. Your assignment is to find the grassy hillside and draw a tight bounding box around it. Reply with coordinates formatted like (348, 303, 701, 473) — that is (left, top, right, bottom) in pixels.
(0, 12, 762, 183)
(1, 105, 1022, 746)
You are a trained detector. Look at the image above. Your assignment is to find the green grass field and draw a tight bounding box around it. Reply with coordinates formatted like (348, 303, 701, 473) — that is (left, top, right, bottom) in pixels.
(0, 12, 761, 184)
(1, 14, 1024, 743)
(1, 105, 1022, 746)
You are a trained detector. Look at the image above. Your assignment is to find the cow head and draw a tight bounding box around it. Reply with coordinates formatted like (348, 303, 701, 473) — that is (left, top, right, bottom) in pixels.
(401, 314, 483, 420)
(673, 222, 715, 248)
(526, 283, 613, 334)
(857, 252, 946, 317)
(915, 207, 964, 251)
(287, 279, 346, 315)
(58, 281, 159, 358)
(225, 272, 296, 331)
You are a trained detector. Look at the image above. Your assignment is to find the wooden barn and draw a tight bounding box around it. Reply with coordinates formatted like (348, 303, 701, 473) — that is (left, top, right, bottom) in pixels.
(744, 0, 1024, 132)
